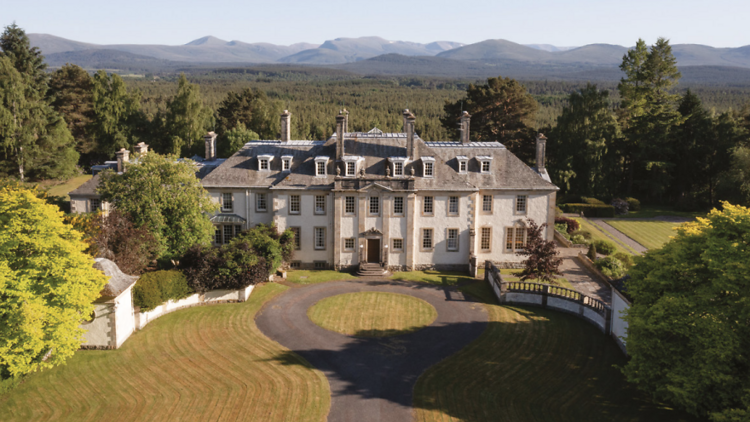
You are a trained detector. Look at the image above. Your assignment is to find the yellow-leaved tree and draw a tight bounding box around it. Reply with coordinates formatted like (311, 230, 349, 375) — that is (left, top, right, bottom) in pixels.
(0, 185, 107, 379)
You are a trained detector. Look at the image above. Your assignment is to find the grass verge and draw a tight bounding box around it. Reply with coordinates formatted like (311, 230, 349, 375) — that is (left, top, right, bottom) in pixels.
(307, 292, 437, 337)
(286, 269, 357, 285)
(414, 280, 699, 422)
(574, 217, 639, 256)
(390, 270, 477, 286)
(619, 205, 704, 219)
(0, 283, 330, 422)
(607, 220, 682, 250)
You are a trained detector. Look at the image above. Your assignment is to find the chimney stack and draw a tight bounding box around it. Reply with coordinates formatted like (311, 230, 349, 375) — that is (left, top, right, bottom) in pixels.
(459, 111, 471, 145)
(115, 148, 129, 173)
(134, 142, 149, 155)
(336, 111, 346, 160)
(204, 131, 217, 161)
(536, 133, 547, 171)
(343, 108, 349, 133)
(402, 109, 410, 133)
(406, 112, 417, 160)
(280, 110, 291, 142)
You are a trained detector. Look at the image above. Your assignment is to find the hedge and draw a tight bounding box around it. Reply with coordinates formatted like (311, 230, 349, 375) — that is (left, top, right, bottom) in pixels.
(561, 203, 615, 218)
(625, 197, 641, 211)
(595, 256, 627, 278)
(133, 270, 192, 311)
(593, 239, 617, 255)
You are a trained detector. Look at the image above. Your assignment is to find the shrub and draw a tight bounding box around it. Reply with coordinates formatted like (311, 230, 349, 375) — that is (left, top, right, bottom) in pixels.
(133, 270, 192, 311)
(554, 216, 580, 234)
(561, 203, 616, 218)
(554, 223, 570, 238)
(613, 252, 634, 268)
(581, 196, 606, 205)
(611, 198, 629, 215)
(570, 230, 592, 240)
(570, 234, 590, 245)
(94, 209, 160, 275)
(587, 243, 597, 260)
(555, 206, 563, 216)
(595, 256, 627, 278)
(593, 239, 617, 255)
(625, 197, 641, 211)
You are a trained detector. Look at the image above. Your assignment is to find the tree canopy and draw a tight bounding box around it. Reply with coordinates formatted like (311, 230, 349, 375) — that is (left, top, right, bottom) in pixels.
(623, 202, 750, 421)
(163, 74, 212, 156)
(0, 185, 107, 378)
(97, 151, 217, 260)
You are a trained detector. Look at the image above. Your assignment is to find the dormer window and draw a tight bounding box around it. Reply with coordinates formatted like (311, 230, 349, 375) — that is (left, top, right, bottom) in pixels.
(388, 157, 408, 178)
(258, 154, 273, 172)
(315, 156, 329, 177)
(422, 157, 435, 178)
(478, 156, 493, 174)
(457, 156, 468, 174)
(341, 156, 363, 177)
(281, 155, 292, 172)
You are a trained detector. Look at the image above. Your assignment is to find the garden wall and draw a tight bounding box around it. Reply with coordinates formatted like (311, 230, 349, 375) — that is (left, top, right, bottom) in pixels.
(135, 284, 255, 330)
(610, 287, 631, 355)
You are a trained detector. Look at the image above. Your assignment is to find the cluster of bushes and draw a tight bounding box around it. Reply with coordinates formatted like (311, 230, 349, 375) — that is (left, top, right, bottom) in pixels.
(586, 241, 635, 279)
(595, 256, 628, 278)
(554, 216, 580, 234)
(558, 195, 641, 218)
(560, 203, 616, 218)
(132, 270, 192, 311)
(180, 224, 294, 293)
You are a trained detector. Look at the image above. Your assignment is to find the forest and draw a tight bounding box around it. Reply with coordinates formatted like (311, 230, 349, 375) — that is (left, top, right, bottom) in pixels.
(2, 23, 750, 210)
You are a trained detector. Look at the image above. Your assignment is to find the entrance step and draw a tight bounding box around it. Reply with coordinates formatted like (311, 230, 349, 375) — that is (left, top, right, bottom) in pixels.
(357, 264, 390, 277)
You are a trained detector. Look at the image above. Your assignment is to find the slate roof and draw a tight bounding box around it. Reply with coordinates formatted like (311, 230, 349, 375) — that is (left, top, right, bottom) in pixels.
(69, 173, 102, 196)
(201, 130, 557, 192)
(93, 258, 139, 299)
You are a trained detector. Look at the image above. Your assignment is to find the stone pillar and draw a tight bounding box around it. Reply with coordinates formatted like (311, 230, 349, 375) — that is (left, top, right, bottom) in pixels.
(402, 109, 410, 133)
(134, 142, 149, 155)
(405, 193, 416, 271)
(204, 131, 217, 160)
(383, 195, 391, 269)
(333, 192, 342, 269)
(459, 111, 471, 144)
(406, 112, 417, 161)
(358, 193, 366, 265)
(336, 112, 346, 161)
(115, 148, 129, 173)
(280, 110, 291, 142)
(536, 133, 547, 172)
(343, 108, 349, 133)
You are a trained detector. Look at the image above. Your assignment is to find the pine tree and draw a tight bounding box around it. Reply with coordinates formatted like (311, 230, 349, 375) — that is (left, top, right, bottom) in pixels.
(48, 64, 95, 157)
(0, 23, 47, 94)
(442, 76, 539, 163)
(90, 70, 141, 156)
(164, 74, 211, 156)
(215, 87, 281, 141)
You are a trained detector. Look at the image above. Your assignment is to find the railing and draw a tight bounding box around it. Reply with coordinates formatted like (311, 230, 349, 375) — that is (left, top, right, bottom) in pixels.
(485, 260, 612, 333)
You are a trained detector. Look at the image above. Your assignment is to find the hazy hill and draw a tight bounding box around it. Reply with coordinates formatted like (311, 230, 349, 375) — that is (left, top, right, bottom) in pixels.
(44, 49, 183, 72)
(279, 36, 462, 64)
(437, 39, 552, 62)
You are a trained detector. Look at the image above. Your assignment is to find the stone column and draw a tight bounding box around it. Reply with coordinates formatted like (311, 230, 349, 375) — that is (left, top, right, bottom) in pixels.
(383, 195, 391, 269)
(333, 192, 342, 269)
(405, 193, 416, 271)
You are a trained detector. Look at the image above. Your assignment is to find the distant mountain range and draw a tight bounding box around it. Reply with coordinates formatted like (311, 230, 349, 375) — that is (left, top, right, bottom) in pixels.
(28, 34, 750, 83)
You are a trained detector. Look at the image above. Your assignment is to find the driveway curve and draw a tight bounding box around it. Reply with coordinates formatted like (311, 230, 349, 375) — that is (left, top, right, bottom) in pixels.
(256, 279, 488, 422)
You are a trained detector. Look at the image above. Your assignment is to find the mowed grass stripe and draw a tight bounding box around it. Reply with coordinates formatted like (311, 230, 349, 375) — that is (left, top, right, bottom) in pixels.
(0, 283, 330, 422)
(413, 282, 699, 422)
(607, 220, 681, 250)
(307, 292, 438, 337)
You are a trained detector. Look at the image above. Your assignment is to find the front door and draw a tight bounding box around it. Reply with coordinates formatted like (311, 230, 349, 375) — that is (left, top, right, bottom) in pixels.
(367, 239, 380, 263)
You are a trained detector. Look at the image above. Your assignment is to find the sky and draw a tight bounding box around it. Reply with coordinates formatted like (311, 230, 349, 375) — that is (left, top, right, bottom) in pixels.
(5, 0, 750, 48)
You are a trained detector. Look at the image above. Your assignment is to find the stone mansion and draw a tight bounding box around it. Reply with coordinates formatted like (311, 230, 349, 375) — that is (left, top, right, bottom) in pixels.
(71, 109, 558, 273)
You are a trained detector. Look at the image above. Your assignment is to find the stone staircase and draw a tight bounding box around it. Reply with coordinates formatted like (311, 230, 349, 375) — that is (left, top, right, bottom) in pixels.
(357, 263, 390, 277)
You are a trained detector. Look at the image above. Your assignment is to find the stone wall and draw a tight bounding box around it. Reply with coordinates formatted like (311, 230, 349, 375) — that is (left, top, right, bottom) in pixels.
(610, 286, 630, 355)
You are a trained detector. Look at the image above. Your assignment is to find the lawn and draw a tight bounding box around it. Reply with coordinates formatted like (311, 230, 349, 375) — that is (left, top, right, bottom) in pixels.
(618, 205, 704, 220)
(574, 217, 639, 256)
(307, 292, 437, 337)
(607, 220, 682, 250)
(286, 269, 357, 285)
(42, 175, 92, 200)
(413, 281, 699, 422)
(0, 283, 330, 422)
(390, 270, 478, 286)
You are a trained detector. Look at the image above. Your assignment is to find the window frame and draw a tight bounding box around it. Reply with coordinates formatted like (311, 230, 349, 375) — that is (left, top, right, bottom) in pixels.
(314, 156, 329, 177)
(221, 192, 233, 212)
(516, 195, 528, 214)
(480, 227, 492, 252)
(289, 194, 300, 214)
(290, 226, 301, 250)
(281, 155, 292, 172)
(423, 161, 434, 177)
(90, 198, 101, 212)
(422, 196, 434, 216)
(344, 238, 355, 251)
(478, 156, 493, 174)
(369, 196, 380, 216)
(505, 226, 527, 252)
(314, 195, 326, 215)
(446, 228, 459, 252)
(346, 161, 356, 176)
(314, 226, 326, 250)
(448, 196, 459, 215)
(393, 196, 404, 215)
(345, 196, 356, 215)
(258, 154, 273, 172)
(458, 157, 468, 174)
(392, 238, 404, 251)
(256, 192, 268, 212)
(394, 161, 403, 176)
(421, 228, 434, 251)
(482, 194, 493, 214)
(223, 225, 234, 243)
